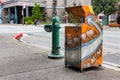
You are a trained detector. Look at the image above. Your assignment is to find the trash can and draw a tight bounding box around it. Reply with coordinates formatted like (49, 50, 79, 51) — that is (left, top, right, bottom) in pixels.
(102, 16, 108, 25)
(65, 6, 103, 71)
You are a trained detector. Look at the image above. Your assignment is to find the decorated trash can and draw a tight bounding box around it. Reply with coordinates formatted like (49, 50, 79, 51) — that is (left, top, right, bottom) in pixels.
(65, 6, 103, 71)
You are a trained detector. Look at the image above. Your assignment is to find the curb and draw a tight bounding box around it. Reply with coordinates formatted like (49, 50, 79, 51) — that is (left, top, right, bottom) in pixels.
(20, 33, 50, 53)
(13, 32, 120, 72)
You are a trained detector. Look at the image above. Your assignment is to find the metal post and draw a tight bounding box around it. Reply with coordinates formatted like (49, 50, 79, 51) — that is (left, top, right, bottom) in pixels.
(22, 2, 26, 25)
(65, 0, 67, 7)
(117, 2, 120, 28)
(52, 0, 57, 17)
(26, 6, 29, 17)
(14, 6, 18, 24)
(8, 7, 10, 23)
(22, 8, 24, 25)
(0, 4, 2, 24)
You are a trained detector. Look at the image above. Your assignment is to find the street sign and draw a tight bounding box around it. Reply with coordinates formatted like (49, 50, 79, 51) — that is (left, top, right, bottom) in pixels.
(23, 2, 26, 9)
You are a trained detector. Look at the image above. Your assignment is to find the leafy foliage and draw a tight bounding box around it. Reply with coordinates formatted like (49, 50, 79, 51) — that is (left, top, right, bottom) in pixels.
(32, 3, 42, 20)
(23, 16, 33, 25)
(25, 20, 33, 25)
(92, 0, 118, 15)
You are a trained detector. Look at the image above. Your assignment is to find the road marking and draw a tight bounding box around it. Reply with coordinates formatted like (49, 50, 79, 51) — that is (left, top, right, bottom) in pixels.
(21, 33, 120, 72)
(104, 35, 120, 38)
(20, 33, 28, 41)
(104, 43, 120, 47)
(103, 61, 120, 67)
(103, 61, 120, 72)
(103, 64, 120, 72)
(21, 34, 64, 53)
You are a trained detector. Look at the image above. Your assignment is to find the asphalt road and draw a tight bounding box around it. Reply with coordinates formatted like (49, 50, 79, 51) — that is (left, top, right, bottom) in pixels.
(103, 29, 120, 64)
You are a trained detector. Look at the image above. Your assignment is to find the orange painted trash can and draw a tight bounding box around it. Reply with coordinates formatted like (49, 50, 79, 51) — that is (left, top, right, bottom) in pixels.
(65, 6, 103, 71)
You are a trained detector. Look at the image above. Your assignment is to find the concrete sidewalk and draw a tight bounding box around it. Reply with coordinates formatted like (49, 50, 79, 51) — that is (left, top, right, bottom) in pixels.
(0, 33, 120, 80)
(1, 24, 120, 80)
(18, 31, 120, 80)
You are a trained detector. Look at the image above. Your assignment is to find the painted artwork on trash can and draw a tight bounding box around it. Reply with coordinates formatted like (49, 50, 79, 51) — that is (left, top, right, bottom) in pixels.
(65, 6, 103, 71)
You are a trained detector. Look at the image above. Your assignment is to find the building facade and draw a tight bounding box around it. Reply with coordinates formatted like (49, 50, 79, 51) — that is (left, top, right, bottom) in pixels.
(1, 0, 45, 24)
(0, 0, 91, 24)
(45, 0, 91, 22)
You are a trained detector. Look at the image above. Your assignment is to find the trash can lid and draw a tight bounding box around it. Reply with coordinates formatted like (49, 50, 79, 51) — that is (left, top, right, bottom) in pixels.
(65, 6, 91, 17)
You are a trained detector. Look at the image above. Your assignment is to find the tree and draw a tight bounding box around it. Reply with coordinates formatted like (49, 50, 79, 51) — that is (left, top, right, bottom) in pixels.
(92, 0, 118, 15)
(32, 3, 42, 20)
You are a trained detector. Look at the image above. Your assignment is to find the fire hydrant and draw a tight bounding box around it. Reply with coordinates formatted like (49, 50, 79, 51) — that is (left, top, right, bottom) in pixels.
(44, 16, 64, 59)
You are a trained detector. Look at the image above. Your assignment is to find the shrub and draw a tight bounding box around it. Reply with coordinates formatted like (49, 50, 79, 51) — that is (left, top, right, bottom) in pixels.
(25, 20, 33, 25)
(23, 16, 33, 25)
(32, 3, 42, 20)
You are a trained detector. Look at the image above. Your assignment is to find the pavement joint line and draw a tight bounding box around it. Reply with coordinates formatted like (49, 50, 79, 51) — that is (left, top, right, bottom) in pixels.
(25, 33, 64, 39)
(21, 38, 120, 72)
(0, 62, 119, 78)
(20, 34, 50, 53)
(0, 65, 64, 78)
(26, 33, 52, 38)
(21, 32, 120, 72)
(21, 33, 65, 53)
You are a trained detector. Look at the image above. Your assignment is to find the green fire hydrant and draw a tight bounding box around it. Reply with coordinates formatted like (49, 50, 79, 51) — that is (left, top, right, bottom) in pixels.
(45, 16, 64, 59)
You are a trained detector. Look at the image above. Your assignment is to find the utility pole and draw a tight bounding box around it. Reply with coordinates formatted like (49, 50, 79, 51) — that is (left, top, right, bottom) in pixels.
(22, 2, 26, 25)
(65, 0, 67, 7)
(22, 8, 24, 25)
(52, 0, 57, 17)
(102, 0, 105, 13)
